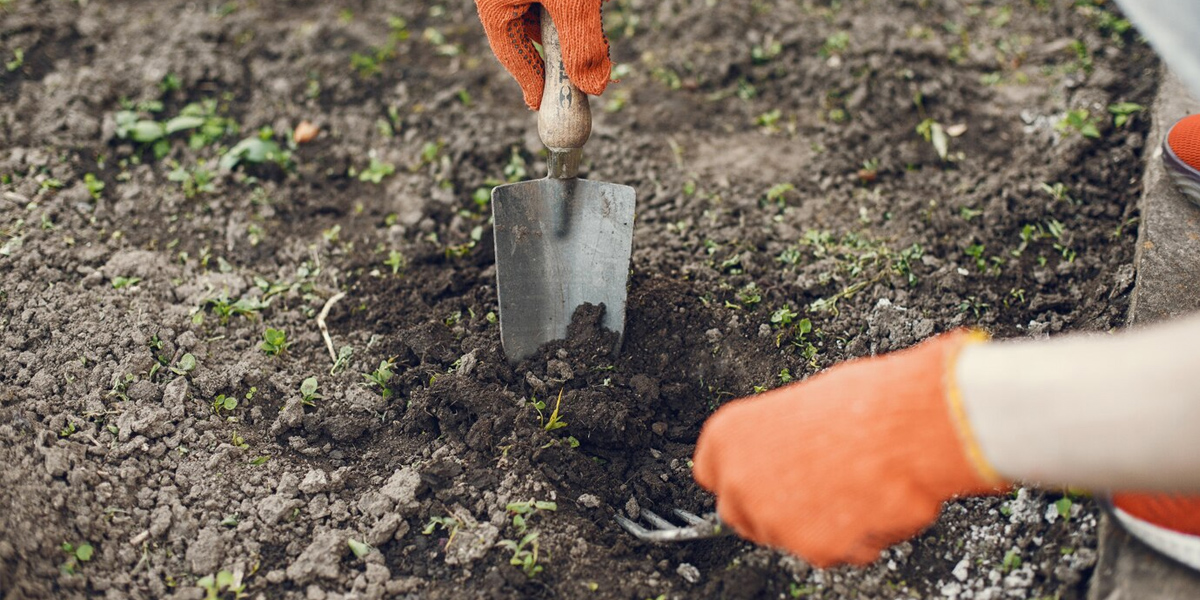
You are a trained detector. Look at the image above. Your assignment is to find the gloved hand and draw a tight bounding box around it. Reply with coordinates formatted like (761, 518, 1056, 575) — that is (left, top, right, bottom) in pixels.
(693, 330, 1008, 567)
(1113, 493, 1200, 535)
(474, 0, 613, 110)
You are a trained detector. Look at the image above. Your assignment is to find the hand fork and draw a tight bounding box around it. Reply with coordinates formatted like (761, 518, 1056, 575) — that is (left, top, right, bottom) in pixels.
(614, 508, 732, 542)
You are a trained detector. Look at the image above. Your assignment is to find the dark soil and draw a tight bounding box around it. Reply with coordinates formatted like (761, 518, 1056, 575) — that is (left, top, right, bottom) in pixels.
(0, 1, 1157, 598)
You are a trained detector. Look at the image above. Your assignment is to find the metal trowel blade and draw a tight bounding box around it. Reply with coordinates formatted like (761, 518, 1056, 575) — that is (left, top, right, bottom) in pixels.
(491, 177, 636, 363)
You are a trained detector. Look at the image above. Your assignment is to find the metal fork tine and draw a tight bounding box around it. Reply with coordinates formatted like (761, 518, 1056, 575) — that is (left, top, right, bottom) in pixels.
(613, 506, 730, 543)
(671, 508, 706, 525)
(614, 513, 651, 538)
(641, 509, 675, 530)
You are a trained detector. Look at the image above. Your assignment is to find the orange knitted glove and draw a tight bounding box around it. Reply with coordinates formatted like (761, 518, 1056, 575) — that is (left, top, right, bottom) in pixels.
(693, 330, 1008, 567)
(475, 0, 613, 110)
(1113, 493, 1200, 536)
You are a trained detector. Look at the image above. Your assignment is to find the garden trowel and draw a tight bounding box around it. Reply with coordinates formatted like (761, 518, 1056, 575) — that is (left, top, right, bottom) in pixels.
(491, 7, 636, 364)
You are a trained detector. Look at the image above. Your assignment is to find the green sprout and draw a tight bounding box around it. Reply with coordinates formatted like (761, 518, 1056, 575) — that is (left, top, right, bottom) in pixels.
(170, 353, 197, 376)
(197, 570, 246, 600)
(542, 389, 567, 432)
(357, 157, 396, 183)
(384, 250, 406, 275)
(506, 500, 557, 535)
(362, 359, 395, 400)
(111, 276, 141, 290)
(260, 328, 288, 356)
(60, 542, 94, 575)
(1108, 102, 1144, 128)
(84, 174, 105, 200)
(300, 377, 322, 407)
(498, 532, 544, 578)
(1057, 109, 1100, 139)
(212, 394, 238, 414)
(348, 539, 374, 559)
(5, 47, 23, 72)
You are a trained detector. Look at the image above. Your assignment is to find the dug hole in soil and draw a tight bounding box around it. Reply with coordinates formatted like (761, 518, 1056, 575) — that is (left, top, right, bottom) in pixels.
(0, 1, 1157, 598)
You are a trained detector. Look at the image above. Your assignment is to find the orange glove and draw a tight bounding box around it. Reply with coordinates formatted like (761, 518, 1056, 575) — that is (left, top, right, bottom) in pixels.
(474, 0, 613, 110)
(693, 330, 1008, 567)
(1112, 493, 1200, 536)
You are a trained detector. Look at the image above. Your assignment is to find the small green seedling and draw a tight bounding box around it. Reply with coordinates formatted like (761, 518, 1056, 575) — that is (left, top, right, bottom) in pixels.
(112, 276, 141, 290)
(260, 328, 288, 356)
(1057, 109, 1100, 138)
(219, 132, 289, 172)
(212, 394, 238, 414)
(751, 39, 782, 64)
(498, 531, 543, 578)
(60, 421, 77, 438)
(819, 31, 850, 57)
(1108, 102, 1144, 127)
(331, 345, 353, 376)
(916, 118, 950, 161)
(422, 515, 462, 548)
(202, 292, 270, 325)
(357, 157, 396, 183)
(60, 542, 94, 575)
(384, 250, 406, 275)
(84, 174, 105, 200)
(168, 162, 217, 198)
(1055, 497, 1073, 522)
(170, 353, 197, 376)
(300, 377, 321, 407)
(362, 359, 395, 399)
(506, 500, 558, 535)
(543, 389, 567, 432)
(197, 570, 246, 600)
(771, 306, 799, 328)
(5, 48, 23, 72)
(1001, 549, 1022, 572)
(348, 539, 374, 559)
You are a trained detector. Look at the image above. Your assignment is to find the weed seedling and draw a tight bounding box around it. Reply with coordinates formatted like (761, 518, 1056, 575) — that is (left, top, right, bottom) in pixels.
(916, 118, 950, 161)
(197, 570, 246, 600)
(60, 542, 94, 575)
(764, 183, 796, 207)
(348, 539, 374, 559)
(751, 38, 782, 64)
(84, 174, 105, 200)
(422, 515, 462, 548)
(1057, 109, 1100, 139)
(498, 531, 544, 578)
(1001, 549, 1022, 572)
(362, 359, 395, 400)
(771, 306, 799, 328)
(1055, 497, 1073, 523)
(300, 377, 322, 407)
(112, 276, 141, 290)
(506, 500, 558, 534)
(819, 31, 850, 57)
(171, 353, 197, 376)
(1041, 182, 1075, 204)
(212, 394, 238, 414)
(384, 250, 406, 275)
(1108, 102, 1144, 127)
(542, 389, 567, 432)
(6, 48, 24, 72)
(331, 345, 353, 376)
(357, 156, 396, 183)
(220, 131, 290, 172)
(260, 328, 288, 356)
(168, 162, 217, 198)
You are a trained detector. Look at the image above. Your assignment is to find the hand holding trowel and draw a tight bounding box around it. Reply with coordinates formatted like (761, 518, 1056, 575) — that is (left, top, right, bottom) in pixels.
(482, 3, 637, 363)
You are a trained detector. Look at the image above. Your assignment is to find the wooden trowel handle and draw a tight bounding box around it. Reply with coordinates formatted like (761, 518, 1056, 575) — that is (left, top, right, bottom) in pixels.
(538, 6, 592, 153)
